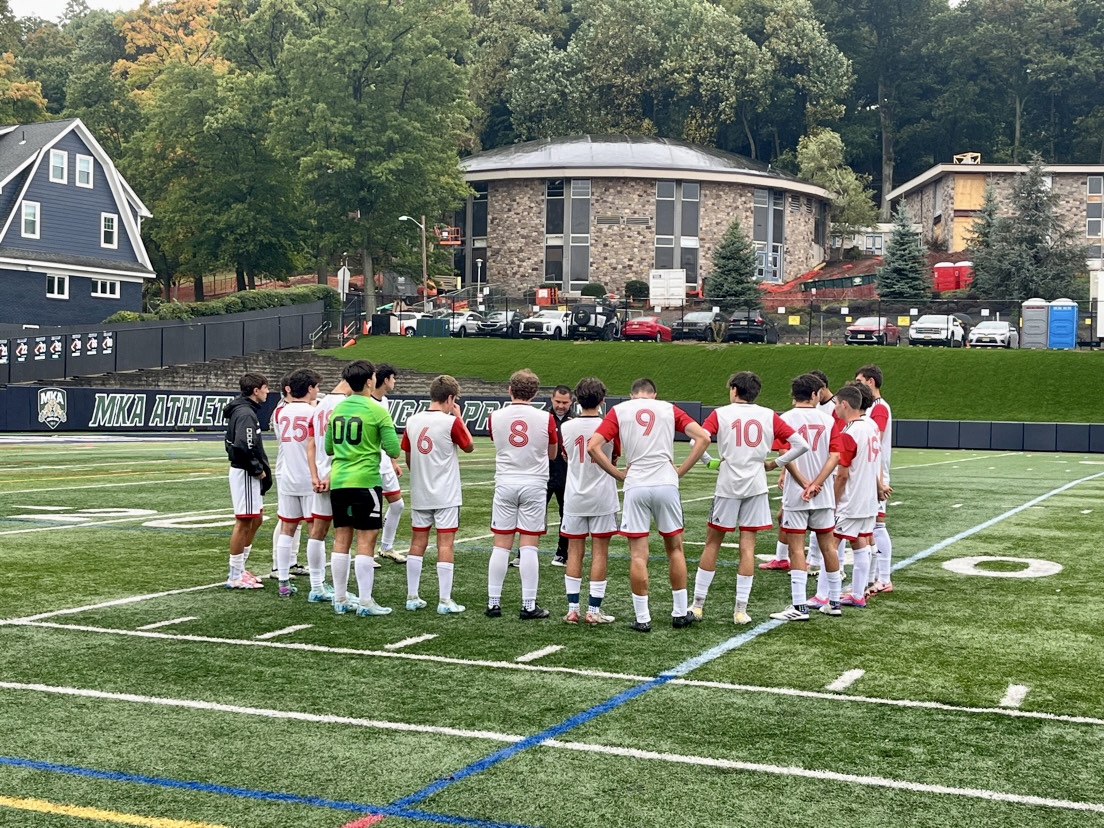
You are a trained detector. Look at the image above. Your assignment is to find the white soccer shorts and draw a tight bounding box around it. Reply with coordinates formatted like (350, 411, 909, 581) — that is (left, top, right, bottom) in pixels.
(707, 493, 773, 533)
(780, 507, 835, 534)
(380, 460, 401, 497)
(411, 506, 460, 533)
(311, 490, 332, 520)
(491, 481, 548, 535)
(560, 512, 619, 539)
(620, 485, 683, 537)
(834, 515, 876, 542)
(229, 468, 263, 519)
(277, 492, 314, 523)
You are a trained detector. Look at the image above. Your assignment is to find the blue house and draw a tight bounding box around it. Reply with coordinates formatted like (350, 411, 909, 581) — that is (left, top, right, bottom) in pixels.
(0, 118, 155, 326)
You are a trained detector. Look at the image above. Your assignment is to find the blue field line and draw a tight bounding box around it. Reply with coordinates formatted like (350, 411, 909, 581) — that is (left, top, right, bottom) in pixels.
(0, 755, 535, 828)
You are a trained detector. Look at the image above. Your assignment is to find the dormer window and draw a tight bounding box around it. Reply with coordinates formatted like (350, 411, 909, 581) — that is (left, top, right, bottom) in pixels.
(76, 155, 94, 188)
(101, 212, 118, 249)
(50, 150, 68, 184)
(21, 201, 39, 239)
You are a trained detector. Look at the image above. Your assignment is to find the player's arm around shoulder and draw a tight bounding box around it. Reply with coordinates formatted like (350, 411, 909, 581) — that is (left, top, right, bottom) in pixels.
(377, 406, 401, 459)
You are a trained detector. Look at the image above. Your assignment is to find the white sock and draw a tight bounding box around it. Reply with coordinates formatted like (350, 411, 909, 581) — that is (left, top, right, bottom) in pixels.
(632, 593, 650, 624)
(228, 553, 244, 581)
(775, 541, 788, 561)
(735, 574, 753, 611)
(851, 547, 871, 598)
(381, 498, 404, 550)
(271, 522, 280, 570)
(331, 552, 351, 601)
(873, 523, 893, 582)
(291, 523, 302, 565)
(790, 569, 808, 608)
(407, 555, 424, 598)
(565, 575, 582, 598)
(808, 533, 823, 568)
(693, 568, 715, 605)
(588, 579, 607, 611)
(276, 533, 293, 581)
(437, 561, 454, 603)
(306, 539, 326, 591)
(487, 547, 510, 606)
(519, 545, 539, 603)
(242, 544, 252, 565)
(827, 568, 843, 603)
(816, 566, 829, 600)
(355, 555, 376, 604)
(671, 588, 687, 617)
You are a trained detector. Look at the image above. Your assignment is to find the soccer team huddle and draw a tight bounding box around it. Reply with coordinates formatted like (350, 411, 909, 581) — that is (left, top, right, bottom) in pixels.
(221, 358, 894, 631)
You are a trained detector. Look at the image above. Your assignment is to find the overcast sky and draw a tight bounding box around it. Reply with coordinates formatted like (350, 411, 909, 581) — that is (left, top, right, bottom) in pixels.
(10, 0, 142, 23)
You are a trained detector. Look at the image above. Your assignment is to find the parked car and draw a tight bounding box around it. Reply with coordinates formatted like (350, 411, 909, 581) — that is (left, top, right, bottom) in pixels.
(621, 316, 672, 342)
(443, 311, 485, 337)
(389, 311, 426, 336)
(908, 313, 969, 347)
(569, 301, 622, 340)
(968, 320, 1020, 348)
(725, 311, 779, 344)
(845, 316, 899, 346)
(671, 311, 727, 342)
(476, 310, 524, 338)
(520, 309, 572, 339)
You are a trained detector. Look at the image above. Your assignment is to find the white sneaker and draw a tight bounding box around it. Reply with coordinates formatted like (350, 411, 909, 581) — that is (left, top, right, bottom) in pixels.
(379, 548, 408, 564)
(733, 610, 753, 625)
(769, 605, 810, 622)
(370, 556, 382, 569)
(437, 598, 466, 614)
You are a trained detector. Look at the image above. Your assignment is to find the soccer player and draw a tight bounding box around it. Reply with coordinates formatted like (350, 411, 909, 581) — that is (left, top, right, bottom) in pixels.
(547, 385, 574, 567)
(691, 371, 808, 625)
(486, 369, 558, 620)
(325, 360, 402, 617)
(400, 375, 474, 614)
(272, 368, 321, 597)
(371, 364, 407, 565)
(224, 372, 271, 589)
(855, 364, 894, 596)
(770, 373, 843, 620)
(588, 377, 711, 632)
(560, 377, 620, 624)
(304, 377, 351, 603)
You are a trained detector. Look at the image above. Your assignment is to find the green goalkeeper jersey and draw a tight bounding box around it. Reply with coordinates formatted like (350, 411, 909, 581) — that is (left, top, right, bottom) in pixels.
(324, 394, 400, 490)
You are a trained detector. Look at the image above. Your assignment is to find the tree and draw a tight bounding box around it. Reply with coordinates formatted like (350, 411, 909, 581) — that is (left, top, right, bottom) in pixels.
(876, 207, 928, 299)
(113, 0, 225, 92)
(707, 218, 761, 308)
(0, 51, 47, 123)
(796, 128, 877, 241)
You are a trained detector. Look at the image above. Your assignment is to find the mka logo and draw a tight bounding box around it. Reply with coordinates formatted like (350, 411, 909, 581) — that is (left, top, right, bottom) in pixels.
(37, 387, 68, 430)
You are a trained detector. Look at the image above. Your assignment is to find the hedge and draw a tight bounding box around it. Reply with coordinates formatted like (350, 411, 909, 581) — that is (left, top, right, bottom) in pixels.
(103, 284, 340, 324)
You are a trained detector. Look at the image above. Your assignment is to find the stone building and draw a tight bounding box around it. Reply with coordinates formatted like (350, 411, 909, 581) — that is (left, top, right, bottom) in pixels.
(453, 135, 832, 297)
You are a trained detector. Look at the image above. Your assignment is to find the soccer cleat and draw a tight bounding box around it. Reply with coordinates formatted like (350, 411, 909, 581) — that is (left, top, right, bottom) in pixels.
(629, 620, 652, 633)
(333, 595, 359, 614)
(550, 555, 567, 567)
(706, 458, 722, 470)
(370, 556, 382, 569)
(733, 610, 753, 625)
(689, 604, 704, 621)
(405, 596, 428, 611)
(758, 559, 790, 571)
(288, 564, 309, 578)
(484, 605, 502, 618)
(585, 610, 616, 624)
(840, 593, 867, 608)
(818, 603, 843, 617)
(437, 599, 466, 615)
(225, 578, 263, 590)
(519, 605, 550, 620)
(806, 595, 830, 609)
(379, 548, 408, 564)
(672, 613, 697, 629)
(356, 600, 393, 616)
(278, 582, 298, 597)
(307, 584, 335, 603)
(563, 610, 580, 624)
(242, 570, 264, 586)
(866, 581, 894, 597)
(508, 556, 520, 568)
(263, 569, 280, 580)
(769, 605, 810, 622)
(807, 565, 821, 577)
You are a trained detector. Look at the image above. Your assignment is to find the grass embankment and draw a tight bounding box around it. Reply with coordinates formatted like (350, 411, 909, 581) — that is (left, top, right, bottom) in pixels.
(326, 338, 1102, 423)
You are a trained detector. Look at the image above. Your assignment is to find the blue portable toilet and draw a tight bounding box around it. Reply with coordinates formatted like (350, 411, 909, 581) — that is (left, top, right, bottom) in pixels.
(1047, 298, 1078, 349)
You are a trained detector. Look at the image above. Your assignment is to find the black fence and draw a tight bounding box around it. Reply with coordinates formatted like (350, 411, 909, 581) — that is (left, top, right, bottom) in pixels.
(0, 302, 327, 386)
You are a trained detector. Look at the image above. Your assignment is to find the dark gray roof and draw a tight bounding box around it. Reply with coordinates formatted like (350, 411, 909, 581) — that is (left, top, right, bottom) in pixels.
(0, 120, 76, 186)
(461, 135, 804, 181)
(0, 246, 154, 276)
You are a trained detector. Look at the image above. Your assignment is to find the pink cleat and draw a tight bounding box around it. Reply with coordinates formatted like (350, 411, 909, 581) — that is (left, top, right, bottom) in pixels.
(758, 559, 790, 571)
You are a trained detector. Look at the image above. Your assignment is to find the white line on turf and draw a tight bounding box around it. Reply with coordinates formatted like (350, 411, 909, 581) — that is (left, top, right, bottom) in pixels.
(515, 645, 563, 663)
(1, 679, 1101, 816)
(0, 507, 232, 537)
(136, 617, 197, 631)
(254, 624, 313, 640)
(892, 452, 1020, 471)
(1, 583, 224, 624)
(4, 476, 218, 496)
(825, 670, 865, 692)
(384, 634, 438, 651)
(1000, 684, 1030, 708)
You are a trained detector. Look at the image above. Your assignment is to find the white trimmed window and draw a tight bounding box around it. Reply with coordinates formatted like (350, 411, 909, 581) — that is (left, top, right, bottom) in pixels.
(76, 154, 94, 188)
(101, 212, 118, 249)
(50, 150, 68, 183)
(91, 278, 119, 298)
(46, 274, 68, 299)
(21, 201, 40, 239)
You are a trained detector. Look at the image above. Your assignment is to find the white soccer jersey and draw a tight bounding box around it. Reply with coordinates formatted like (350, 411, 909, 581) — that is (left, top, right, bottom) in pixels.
(372, 395, 395, 476)
(780, 406, 838, 512)
(311, 393, 346, 480)
(561, 417, 620, 517)
(869, 397, 893, 484)
(596, 398, 693, 490)
(274, 400, 315, 495)
(401, 409, 472, 510)
(702, 403, 806, 499)
(836, 417, 882, 519)
(489, 403, 557, 484)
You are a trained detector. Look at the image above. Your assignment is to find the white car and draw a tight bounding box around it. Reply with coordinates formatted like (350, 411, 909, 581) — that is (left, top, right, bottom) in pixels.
(389, 311, 426, 336)
(443, 311, 485, 337)
(968, 320, 1019, 349)
(519, 309, 572, 339)
(908, 314, 968, 347)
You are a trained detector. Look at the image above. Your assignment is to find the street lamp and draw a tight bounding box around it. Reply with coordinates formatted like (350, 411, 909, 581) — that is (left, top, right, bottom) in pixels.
(399, 215, 428, 308)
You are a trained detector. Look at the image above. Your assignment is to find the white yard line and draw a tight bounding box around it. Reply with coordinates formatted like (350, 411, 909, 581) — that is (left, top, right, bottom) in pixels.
(3, 476, 217, 496)
(384, 634, 438, 651)
(136, 617, 197, 631)
(825, 670, 865, 692)
(1000, 684, 1030, 709)
(0, 679, 1101, 816)
(2, 584, 224, 624)
(515, 645, 563, 663)
(15, 459, 210, 472)
(892, 452, 1020, 471)
(0, 507, 232, 537)
(254, 624, 313, 641)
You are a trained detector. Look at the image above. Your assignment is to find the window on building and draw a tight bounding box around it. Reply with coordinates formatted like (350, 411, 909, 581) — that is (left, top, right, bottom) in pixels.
(545, 179, 565, 288)
(50, 150, 67, 184)
(1089, 219, 1102, 238)
(91, 278, 120, 298)
(933, 178, 943, 217)
(21, 201, 40, 239)
(471, 182, 488, 239)
(654, 236, 675, 270)
(46, 274, 68, 299)
(76, 155, 94, 188)
(1089, 176, 1103, 196)
(569, 179, 591, 289)
(102, 213, 118, 249)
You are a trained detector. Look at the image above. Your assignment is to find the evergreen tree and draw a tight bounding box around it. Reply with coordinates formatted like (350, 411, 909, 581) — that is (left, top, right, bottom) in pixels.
(707, 217, 761, 308)
(876, 206, 928, 299)
(965, 181, 1002, 297)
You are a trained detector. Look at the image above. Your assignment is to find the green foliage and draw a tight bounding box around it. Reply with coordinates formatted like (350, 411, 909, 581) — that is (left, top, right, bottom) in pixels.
(797, 128, 877, 239)
(706, 217, 761, 308)
(101, 286, 338, 324)
(101, 309, 144, 323)
(624, 279, 650, 300)
(154, 301, 194, 320)
(876, 207, 929, 299)
(580, 282, 607, 297)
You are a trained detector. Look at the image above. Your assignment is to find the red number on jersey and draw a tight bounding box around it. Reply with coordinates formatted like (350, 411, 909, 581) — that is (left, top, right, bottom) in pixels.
(797, 423, 824, 451)
(278, 416, 309, 443)
(417, 426, 434, 455)
(508, 420, 529, 447)
(729, 418, 763, 447)
(867, 435, 881, 462)
(635, 409, 655, 436)
(573, 434, 589, 464)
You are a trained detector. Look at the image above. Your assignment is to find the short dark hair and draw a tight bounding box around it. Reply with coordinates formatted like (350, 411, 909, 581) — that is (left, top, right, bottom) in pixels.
(429, 374, 460, 403)
(278, 374, 292, 397)
(845, 379, 874, 410)
(375, 363, 397, 388)
(856, 364, 883, 389)
(552, 385, 572, 398)
(630, 377, 657, 396)
(808, 369, 829, 387)
(574, 377, 607, 410)
(509, 369, 540, 401)
(239, 372, 268, 397)
(791, 373, 822, 402)
(728, 371, 761, 403)
(287, 368, 321, 399)
(835, 385, 863, 411)
(342, 359, 375, 392)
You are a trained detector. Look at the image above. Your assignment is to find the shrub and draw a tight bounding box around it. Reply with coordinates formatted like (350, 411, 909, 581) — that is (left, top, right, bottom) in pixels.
(102, 310, 148, 323)
(580, 282, 607, 297)
(188, 301, 226, 317)
(624, 279, 649, 300)
(155, 302, 193, 320)
(102, 285, 340, 325)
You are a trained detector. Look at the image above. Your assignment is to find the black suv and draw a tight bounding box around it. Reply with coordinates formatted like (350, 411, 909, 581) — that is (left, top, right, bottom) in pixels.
(475, 310, 524, 338)
(569, 301, 621, 340)
(725, 310, 780, 344)
(671, 311, 727, 342)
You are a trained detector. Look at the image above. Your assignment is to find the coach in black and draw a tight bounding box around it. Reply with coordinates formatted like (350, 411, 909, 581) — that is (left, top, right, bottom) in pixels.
(547, 384, 574, 566)
(223, 372, 273, 589)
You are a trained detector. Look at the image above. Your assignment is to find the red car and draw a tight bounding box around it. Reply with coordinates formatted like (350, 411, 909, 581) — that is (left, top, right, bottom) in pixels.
(845, 316, 900, 346)
(622, 316, 672, 342)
